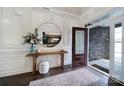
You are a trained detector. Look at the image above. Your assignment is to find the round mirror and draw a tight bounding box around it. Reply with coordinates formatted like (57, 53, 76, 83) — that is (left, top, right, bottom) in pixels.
(36, 22, 62, 47)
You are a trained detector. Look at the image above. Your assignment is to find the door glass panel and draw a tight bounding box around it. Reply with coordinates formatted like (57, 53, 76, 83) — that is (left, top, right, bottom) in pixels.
(75, 31, 84, 54)
(114, 53, 121, 63)
(114, 43, 122, 53)
(115, 26, 122, 42)
(113, 23, 122, 81)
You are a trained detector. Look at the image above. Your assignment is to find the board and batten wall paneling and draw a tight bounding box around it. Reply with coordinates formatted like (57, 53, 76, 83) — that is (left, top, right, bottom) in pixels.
(0, 7, 80, 77)
(2, 8, 27, 49)
(0, 8, 3, 49)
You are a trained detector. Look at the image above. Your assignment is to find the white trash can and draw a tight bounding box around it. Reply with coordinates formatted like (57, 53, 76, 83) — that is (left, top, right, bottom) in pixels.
(39, 61, 49, 74)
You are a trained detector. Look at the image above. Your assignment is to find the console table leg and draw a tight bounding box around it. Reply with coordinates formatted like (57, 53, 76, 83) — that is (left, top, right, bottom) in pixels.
(61, 54, 64, 69)
(33, 56, 37, 74)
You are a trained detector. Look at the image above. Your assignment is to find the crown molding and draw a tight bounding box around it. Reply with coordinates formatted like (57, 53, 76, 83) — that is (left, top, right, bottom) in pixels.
(49, 8, 80, 19)
(32, 7, 80, 19)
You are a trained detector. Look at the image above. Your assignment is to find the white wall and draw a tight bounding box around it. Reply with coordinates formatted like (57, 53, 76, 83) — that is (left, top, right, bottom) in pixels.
(0, 7, 115, 77)
(0, 7, 80, 77)
(79, 7, 114, 26)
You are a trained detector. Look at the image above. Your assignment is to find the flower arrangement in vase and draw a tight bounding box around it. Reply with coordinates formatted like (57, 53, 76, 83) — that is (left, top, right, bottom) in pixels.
(23, 29, 41, 53)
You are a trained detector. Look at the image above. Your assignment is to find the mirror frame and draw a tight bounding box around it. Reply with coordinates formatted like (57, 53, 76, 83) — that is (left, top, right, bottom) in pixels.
(36, 22, 62, 47)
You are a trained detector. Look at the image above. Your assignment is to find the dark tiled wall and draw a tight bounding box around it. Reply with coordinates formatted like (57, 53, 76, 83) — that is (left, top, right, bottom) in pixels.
(89, 26, 110, 61)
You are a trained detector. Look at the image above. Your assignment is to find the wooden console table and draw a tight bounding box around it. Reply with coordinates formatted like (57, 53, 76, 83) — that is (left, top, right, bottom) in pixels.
(26, 50, 68, 74)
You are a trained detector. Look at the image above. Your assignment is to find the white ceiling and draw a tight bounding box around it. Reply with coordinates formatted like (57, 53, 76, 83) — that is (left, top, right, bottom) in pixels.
(51, 7, 90, 15)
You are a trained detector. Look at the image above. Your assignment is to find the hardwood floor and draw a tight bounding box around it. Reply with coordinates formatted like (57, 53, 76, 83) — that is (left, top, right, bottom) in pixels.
(0, 65, 123, 86)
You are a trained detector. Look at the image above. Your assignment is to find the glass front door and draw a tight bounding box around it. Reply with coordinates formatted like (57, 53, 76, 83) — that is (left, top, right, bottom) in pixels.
(110, 17, 124, 83)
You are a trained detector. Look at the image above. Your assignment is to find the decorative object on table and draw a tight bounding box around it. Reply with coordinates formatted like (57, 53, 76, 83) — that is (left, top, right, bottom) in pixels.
(39, 61, 49, 74)
(23, 29, 42, 53)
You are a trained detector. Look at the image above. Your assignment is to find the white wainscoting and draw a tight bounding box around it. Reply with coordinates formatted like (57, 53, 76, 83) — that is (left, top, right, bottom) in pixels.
(0, 7, 80, 77)
(0, 49, 32, 77)
(0, 47, 70, 77)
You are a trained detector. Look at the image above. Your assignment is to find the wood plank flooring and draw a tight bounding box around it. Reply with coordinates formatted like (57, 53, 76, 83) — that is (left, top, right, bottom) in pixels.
(0, 65, 123, 86)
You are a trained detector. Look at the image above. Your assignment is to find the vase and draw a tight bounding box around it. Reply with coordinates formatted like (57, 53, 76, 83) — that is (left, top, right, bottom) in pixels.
(30, 44, 37, 53)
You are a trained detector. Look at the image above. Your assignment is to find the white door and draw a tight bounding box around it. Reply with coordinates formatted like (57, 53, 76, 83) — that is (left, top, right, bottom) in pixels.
(109, 16, 124, 82)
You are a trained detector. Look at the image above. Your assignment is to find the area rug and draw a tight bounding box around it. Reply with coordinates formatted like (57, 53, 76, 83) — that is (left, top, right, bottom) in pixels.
(29, 68, 101, 86)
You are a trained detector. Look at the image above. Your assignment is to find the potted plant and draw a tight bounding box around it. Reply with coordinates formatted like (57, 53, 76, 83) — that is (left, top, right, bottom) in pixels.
(23, 30, 41, 53)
